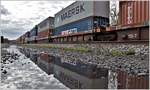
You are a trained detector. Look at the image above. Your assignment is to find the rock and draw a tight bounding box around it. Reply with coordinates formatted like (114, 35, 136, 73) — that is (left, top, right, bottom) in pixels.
(2, 70, 7, 74)
(10, 61, 13, 63)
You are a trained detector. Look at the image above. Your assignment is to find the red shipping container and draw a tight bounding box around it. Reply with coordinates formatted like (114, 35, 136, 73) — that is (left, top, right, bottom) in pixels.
(39, 53, 53, 63)
(119, 1, 149, 26)
(37, 30, 50, 40)
(117, 70, 149, 89)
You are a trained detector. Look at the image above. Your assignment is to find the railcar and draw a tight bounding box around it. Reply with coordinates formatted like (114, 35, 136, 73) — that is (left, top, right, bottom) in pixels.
(52, 1, 149, 42)
(29, 25, 38, 43)
(36, 16, 54, 43)
(52, 1, 110, 42)
(106, 1, 149, 41)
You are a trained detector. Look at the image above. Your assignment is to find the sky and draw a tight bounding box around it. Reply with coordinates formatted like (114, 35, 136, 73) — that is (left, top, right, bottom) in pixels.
(1, 1, 75, 40)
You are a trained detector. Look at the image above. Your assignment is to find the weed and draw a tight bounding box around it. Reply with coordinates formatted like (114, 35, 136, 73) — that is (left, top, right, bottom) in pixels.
(110, 48, 135, 57)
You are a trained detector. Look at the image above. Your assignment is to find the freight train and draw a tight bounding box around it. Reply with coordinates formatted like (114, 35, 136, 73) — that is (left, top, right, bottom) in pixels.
(16, 1, 149, 44)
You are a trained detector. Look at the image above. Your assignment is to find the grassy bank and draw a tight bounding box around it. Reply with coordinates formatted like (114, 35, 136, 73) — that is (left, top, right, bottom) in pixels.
(22, 44, 91, 53)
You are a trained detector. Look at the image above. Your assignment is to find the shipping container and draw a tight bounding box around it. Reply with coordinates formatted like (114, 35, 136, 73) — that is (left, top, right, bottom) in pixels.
(118, 1, 149, 26)
(54, 16, 109, 36)
(37, 29, 50, 40)
(37, 16, 54, 42)
(54, 56, 108, 78)
(29, 26, 38, 42)
(117, 70, 149, 89)
(54, 64, 108, 89)
(37, 53, 54, 74)
(54, 17, 93, 36)
(30, 26, 38, 37)
(30, 52, 39, 64)
(37, 16, 54, 33)
(21, 32, 29, 43)
(23, 48, 31, 57)
(55, 1, 109, 28)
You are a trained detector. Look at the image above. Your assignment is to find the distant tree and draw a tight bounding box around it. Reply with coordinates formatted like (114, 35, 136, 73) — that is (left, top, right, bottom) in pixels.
(1, 36, 4, 43)
(110, 2, 119, 26)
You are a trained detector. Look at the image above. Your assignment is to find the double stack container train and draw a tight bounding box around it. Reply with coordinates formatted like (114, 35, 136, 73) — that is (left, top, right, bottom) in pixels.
(16, 1, 149, 44)
(21, 16, 54, 44)
(17, 31, 30, 44)
(29, 25, 38, 43)
(53, 1, 109, 42)
(37, 17, 54, 43)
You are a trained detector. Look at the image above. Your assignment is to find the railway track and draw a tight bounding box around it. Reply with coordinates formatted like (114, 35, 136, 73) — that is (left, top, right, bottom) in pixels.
(48, 40, 149, 45)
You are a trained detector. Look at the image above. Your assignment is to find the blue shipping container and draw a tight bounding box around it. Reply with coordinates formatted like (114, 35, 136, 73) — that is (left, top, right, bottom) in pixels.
(54, 56, 108, 78)
(54, 17, 93, 36)
(53, 16, 109, 36)
(30, 26, 38, 37)
(93, 17, 109, 28)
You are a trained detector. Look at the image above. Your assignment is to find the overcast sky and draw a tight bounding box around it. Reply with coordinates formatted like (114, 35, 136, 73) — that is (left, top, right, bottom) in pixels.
(1, 1, 74, 40)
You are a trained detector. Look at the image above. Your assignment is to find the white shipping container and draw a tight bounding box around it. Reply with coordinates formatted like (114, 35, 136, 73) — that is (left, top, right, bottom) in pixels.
(38, 17, 54, 33)
(29, 36, 37, 41)
(55, 1, 109, 28)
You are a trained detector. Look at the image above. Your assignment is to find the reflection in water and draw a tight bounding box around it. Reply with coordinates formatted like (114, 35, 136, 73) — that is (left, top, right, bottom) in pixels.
(54, 64, 108, 89)
(0, 45, 68, 89)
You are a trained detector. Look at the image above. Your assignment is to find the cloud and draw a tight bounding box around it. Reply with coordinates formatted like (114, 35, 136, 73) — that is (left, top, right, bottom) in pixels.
(1, 25, 26, 40)
(1, 19, 10, 24)
(1, 1, 75, 40)
(1, 18, 30, 40)
(1, 5, 10, 15)
(52, 5, 58, 9)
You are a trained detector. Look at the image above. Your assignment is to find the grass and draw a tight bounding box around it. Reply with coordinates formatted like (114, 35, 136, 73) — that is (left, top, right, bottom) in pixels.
(110, 50, 124, 57)
(22, 44, 91, 53)
(110, 48, 135, 57)
(63, 47, 91, 53)
(124, 48, 135, 55)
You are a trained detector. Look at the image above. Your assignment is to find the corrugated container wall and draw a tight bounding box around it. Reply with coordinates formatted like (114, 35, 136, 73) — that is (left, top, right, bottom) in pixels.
(30, 26, 38, 37)
(54, 16, 109, 36)
(37, 17, 54, 40)
(93, 1, 109, 17)
(119, 1, 149, 26)
(29, 26, 38, 41)
(117, 70, 149, 89)
(38, 17, 54, 33)
(55, 1, 109, 28)
(37, 30, 50, 40)
(54, 17, 93, 36)
(24, 32, 30, 43)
